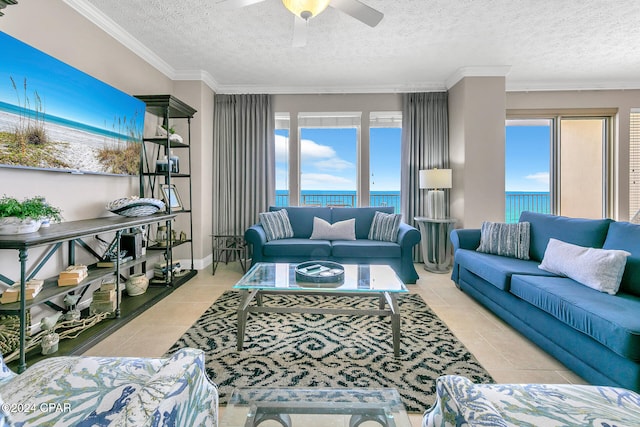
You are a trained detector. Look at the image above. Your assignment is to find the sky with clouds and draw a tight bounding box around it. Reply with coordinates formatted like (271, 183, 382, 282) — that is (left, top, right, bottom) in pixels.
(275, 127, 401, 192)
(505, 125, 550, 192)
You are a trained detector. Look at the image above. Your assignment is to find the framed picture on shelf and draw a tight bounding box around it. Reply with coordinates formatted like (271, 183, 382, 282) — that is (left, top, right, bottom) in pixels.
(160, 184, 183, 211)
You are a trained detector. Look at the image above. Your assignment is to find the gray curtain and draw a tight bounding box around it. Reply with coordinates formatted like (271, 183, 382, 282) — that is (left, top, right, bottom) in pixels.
(212, 94, 274, 237)
(401, 92, 449, 260)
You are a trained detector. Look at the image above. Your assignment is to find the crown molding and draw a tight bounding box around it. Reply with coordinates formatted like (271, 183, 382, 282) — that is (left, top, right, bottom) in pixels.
(445, 66, 512, 89)
(173, 70, 219, 93)
(62, 0, 176, 79)
(506, 80, 640, 92)
(214, 81, 447, 95)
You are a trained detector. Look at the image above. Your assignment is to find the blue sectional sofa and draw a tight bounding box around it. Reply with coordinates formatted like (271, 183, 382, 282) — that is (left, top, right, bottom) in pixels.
(245, 206, 421, 283)
(451, 211, 640, 391)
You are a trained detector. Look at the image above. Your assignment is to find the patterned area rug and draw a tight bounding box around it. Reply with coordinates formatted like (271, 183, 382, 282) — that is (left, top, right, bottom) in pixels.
(166, 291, 493, 413)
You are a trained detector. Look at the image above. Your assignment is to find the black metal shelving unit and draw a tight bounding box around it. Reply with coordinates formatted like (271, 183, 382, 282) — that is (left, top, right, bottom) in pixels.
(135, 95, 197, 285)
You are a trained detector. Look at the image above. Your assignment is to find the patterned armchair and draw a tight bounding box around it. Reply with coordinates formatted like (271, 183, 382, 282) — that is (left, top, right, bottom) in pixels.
(424, 375, 640, 427)
(0, 348, 217, 426)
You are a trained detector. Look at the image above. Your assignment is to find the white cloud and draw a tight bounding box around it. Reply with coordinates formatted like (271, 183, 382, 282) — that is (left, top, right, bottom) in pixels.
(301, 173, 354, 190)
(301, 138, 336, 159)
(525, 172, 550, 185)
(314, 158, 354, 171)
(275, 134, 288, 163)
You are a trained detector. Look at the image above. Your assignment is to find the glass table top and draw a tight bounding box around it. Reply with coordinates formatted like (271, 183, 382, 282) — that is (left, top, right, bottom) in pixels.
(233, 263, 408, 293)
(220, 387, 412, 427)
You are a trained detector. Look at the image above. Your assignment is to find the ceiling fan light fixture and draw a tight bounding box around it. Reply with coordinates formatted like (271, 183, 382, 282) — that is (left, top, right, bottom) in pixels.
(282, 0, 330, 20)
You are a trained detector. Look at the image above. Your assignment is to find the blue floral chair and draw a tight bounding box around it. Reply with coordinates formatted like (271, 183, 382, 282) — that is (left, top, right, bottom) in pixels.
(0, 348, 217, 426)
(423, 375, 640, 426)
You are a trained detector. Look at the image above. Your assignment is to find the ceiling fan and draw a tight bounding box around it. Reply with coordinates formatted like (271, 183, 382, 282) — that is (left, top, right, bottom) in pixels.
(218, 0, 384, 47)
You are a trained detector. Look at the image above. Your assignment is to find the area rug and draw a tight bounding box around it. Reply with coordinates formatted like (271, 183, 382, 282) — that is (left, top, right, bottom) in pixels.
(166, 291, 493, 413)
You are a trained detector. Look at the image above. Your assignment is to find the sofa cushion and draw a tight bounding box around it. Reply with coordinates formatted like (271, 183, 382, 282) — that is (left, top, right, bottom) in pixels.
(331, 239, 401, 258)
(603, 221, 640, 297)
(539, 238, 630, 295)
(455, 249, 555, 291)
(259, 209, 294, 241)
(263, 238, 331, 258)
(477, 221, 530, 260)
(510, 274, 640, 360)
(331, 206, 394, 239)
(310, 217, 356, 240)
(270, 206, 331, 238)
(519, 211, 611, 262)
(368, 211, 401, 242)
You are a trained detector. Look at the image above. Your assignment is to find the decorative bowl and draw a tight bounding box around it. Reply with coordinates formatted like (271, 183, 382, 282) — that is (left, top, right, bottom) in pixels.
(295, 260, 345, 284)
(125, 273, 149, 296)
(0, 217, 42, 235)
(106, 197, 165, 217)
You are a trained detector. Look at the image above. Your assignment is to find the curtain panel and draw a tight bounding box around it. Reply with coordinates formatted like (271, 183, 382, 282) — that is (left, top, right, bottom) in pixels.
(401, 92, 450, 261)
(212, 94, 275, 237)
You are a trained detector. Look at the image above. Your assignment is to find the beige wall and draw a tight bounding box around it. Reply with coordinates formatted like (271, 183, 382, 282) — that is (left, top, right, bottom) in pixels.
(449, 77, 507, 228)
(0, 0, 212, 282)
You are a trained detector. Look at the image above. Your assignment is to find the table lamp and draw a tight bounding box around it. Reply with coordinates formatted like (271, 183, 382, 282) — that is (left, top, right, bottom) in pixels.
(420, 168, 452, 219)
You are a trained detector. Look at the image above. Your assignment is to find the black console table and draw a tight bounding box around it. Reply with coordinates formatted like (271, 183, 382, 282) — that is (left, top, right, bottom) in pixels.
(0, 213, 176, 373)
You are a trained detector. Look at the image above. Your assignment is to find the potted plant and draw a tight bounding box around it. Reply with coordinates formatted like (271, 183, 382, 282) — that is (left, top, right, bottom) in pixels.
(0, 195, 62, 234)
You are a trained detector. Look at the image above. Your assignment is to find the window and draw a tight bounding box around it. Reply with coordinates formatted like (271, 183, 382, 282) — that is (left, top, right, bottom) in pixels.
(505, 112, 613, 222)
(370, 112, 402, 213)
(630, 109, 640, 221)
(505, 119, 552, 222)
(273, 111, 402, 208)
(275, 113, 290, 207)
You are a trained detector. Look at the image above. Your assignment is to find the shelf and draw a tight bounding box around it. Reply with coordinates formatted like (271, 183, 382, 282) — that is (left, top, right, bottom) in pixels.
(142, 137, 190, 148)
(134, 95, 196, 119)
(147, 239, 192, 251)
(0, 267, 114, 313)
(142, 172, 191, 178)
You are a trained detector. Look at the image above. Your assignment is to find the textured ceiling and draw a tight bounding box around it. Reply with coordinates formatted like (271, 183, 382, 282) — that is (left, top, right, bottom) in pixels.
(73, 0, 640, 93)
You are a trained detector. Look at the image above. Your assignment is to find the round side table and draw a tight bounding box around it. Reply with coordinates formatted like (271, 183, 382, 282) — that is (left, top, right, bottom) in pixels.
(414, 217, 457, 273)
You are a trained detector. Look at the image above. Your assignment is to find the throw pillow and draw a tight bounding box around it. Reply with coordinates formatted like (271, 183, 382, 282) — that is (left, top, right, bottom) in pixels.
(539, 238, 630, 295)
(368, 211, 401, 242)
(309, 217, 356, 240)
(477, 221, 531, 260)
(259, 209, 294, 241)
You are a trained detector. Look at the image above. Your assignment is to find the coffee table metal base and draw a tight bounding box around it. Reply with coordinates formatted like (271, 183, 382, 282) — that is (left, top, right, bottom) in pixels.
(236, 290, 402, 357)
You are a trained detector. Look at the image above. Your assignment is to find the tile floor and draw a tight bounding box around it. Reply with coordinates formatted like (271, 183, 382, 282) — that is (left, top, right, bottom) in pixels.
(84, 262, 587, 425)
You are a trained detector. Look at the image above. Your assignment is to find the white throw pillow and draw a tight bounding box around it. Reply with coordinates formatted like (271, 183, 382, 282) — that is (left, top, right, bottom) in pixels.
(539, 238, 630, 295)
(310, 217, 356, 241)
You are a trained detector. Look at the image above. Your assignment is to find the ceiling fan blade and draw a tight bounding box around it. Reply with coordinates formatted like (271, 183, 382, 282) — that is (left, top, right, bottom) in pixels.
(329, 0, 383, 27)
(292, 16, 308, 47)
(216, 0, 267, 9)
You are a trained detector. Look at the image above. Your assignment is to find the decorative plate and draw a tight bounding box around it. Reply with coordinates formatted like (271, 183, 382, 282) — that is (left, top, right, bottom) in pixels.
(295, 260, 345, 284)
(106, 197, 165, 217)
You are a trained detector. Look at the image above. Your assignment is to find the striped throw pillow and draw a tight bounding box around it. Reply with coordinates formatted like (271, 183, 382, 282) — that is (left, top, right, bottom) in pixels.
(368, 211, 401, 242)
(259, 209, 294, 241)
(477, 221, 530, 260)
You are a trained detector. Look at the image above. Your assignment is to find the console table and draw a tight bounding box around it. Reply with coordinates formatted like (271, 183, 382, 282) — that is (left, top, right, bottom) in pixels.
(0, 213, 175, 373)
(414, 217, 456, 273)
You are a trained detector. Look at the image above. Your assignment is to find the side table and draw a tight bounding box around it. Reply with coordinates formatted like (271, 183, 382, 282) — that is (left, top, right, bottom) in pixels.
(211, 234, 248, 274)
(414, 217, 456, 274)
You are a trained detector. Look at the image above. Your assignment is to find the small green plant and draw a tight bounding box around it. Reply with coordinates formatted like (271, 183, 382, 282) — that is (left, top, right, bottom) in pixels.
(161, 124, 176, 134)
(0, 195, 62, 222)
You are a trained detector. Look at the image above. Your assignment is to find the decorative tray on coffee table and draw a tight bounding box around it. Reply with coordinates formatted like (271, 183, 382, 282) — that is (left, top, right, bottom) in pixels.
(295, 260, 345, 285)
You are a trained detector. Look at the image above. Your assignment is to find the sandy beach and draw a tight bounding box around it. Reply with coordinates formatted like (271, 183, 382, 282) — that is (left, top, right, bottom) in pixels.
(0, 110, 133, 174)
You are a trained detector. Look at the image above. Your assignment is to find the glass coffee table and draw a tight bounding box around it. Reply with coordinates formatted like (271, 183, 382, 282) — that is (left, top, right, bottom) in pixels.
(220, 387, 412, 427)
(233, 263, 408, 357)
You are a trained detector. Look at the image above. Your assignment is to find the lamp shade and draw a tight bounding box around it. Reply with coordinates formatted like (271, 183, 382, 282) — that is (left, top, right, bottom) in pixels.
(282, 0, 330, 19)
(419, 169, 452, 190)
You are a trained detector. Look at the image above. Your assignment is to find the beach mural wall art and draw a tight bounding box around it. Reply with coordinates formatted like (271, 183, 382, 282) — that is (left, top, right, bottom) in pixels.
(0, 31, 145, 175)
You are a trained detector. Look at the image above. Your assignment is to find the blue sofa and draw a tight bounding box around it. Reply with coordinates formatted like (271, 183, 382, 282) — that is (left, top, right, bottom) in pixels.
(245, 206, 421, 283)
(451, 211, 640, 391)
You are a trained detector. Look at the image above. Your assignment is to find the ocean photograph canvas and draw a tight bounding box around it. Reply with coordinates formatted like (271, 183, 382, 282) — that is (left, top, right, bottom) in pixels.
(0, 31, 145, 175)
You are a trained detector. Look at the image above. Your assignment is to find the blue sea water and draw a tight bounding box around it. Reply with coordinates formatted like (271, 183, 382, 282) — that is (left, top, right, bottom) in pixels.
(276, 190, 551, 221)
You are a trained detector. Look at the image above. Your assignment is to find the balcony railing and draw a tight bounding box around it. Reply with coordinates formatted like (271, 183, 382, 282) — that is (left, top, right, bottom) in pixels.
(506, 192, 550, 223)
(275, 193, 401, 213)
